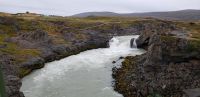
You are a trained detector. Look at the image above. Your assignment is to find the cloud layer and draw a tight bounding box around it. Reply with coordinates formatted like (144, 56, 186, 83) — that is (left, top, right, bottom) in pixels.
(0, 0, 200, 16)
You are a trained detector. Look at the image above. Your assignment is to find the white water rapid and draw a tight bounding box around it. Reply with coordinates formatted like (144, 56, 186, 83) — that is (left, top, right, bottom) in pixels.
(20, 35, 145, 97)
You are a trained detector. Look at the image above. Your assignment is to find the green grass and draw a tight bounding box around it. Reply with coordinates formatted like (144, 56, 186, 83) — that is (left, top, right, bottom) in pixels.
(0, 24, 15, 34)
(160, 35, 177, 42)
(174, 21, 200, 39)
(0, 34, 40, 56)
(19, 68, 32, 78)
(0, 34, 41, 65)
(187, 39, 200, 52)
(147, 93, 163, 97)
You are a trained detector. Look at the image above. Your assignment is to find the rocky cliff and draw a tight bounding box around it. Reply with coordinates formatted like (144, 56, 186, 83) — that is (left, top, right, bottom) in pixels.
(113, 21, 200, 97)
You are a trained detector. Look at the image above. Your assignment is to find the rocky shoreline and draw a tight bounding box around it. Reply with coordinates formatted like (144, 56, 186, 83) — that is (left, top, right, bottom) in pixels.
(1, 15, 200, 97)
(1, 29, 115, 97)
(112, 24, 200, 97)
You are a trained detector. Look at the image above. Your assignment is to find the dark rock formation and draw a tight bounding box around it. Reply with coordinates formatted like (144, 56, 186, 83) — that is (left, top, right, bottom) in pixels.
(112, 61, 116, 64)
(183, 88, 200, 97)
(113, 29, 200, 97)
(130, 38, 136, 48)
(0, 54, 24, 97)
(9, 30, 52, 49)
(5, 75, 24, 97)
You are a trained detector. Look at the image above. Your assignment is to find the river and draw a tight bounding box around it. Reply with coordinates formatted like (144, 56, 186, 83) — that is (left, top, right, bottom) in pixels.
(20, 35, 145, 97)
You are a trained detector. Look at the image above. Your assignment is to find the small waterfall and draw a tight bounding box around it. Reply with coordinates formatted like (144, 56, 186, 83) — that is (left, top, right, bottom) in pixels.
(130, 38, 137, 48)
(109, 37, 119, 49)
(109, 36, 136, 50)
(110, 36, 139, 49)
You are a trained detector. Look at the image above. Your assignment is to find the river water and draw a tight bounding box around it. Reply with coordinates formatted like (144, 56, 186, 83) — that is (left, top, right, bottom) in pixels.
(21, 35, 145, 97)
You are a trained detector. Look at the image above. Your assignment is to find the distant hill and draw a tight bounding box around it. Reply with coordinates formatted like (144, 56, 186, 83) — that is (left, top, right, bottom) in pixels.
(72, 11, 121, 17)
(72, 9, 200, 20)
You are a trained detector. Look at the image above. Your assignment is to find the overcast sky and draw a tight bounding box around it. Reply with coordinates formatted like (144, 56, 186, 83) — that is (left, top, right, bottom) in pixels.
(0, 0, 200, 16)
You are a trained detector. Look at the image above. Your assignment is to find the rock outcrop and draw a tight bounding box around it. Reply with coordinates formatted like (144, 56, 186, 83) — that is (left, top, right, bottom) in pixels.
(9, 30, 52, 48)
(113, 27, 200, 97)
(0, 54, 24, 97)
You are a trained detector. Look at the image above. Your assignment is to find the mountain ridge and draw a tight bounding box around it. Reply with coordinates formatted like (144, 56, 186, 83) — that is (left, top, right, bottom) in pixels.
(72, 9, 200, 20)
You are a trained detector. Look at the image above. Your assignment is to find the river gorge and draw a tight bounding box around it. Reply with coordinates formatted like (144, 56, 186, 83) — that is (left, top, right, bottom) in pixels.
(1, 15, 200, 97)
(20, 35, 145, 97)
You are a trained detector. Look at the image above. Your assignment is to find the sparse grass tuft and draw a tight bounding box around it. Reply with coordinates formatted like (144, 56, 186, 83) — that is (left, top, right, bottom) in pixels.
(187, 39, 200, 52)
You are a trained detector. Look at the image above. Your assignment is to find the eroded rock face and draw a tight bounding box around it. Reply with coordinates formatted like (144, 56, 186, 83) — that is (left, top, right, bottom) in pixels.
(136, 21, 176, 49)
(9, 30, 52, 48)
(0, 54, 24, 97)
(113, 30, 200, 97)
(5, 75, 24, 97)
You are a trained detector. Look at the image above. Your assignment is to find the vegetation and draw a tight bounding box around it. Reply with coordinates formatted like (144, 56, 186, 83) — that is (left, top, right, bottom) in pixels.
(173, 21, 200, 53)
(187, 39, 200, 52)
(1, 12, 200, 77)
(160, 35, 177, 42)
(174, 21, 200, 39)
(0, 13, 145, 69)
(147, 93, 163, 97)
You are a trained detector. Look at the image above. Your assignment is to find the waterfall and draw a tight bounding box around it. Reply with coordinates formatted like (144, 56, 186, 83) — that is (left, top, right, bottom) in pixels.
(109, 36, 138, 50)
(130, 38, 137, 48)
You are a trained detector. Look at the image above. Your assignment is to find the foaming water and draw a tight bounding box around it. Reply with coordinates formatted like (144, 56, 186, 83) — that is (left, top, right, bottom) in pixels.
(21, 35, 145, 97)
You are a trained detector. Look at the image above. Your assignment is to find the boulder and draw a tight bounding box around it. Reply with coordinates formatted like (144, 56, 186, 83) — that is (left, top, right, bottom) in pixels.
(21, 57, 45, 69)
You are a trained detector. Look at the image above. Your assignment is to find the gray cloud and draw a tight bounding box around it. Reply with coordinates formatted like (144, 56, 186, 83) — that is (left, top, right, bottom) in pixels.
(0, 0, 200, 16)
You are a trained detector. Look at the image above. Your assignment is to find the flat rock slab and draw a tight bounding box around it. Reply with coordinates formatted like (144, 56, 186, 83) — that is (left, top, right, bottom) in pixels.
(183, 88, 200, 97)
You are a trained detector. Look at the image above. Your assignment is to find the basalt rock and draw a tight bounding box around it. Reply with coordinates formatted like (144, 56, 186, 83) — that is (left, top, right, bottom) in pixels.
(113, 30, 200, 97)
(5, 75, 24, 97)
(136, 21, 177, 49)
(130, 38, 136, 48)
(9, 30, 52, 49)
(0, 54, 24, 97)
(20, 57, 45, 69)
